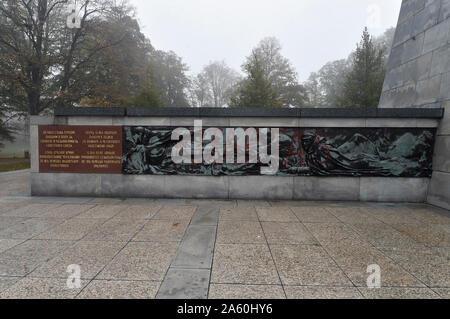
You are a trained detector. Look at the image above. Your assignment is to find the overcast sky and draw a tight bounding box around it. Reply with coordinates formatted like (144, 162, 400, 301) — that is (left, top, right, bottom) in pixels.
(132, 0, 402, 81)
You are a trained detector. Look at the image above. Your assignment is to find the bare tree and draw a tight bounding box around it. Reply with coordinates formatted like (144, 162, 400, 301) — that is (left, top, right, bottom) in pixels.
(203, 61, 240, 108)
(188, 74, 212, 108)
(190, 61, 240, 108)
(0, 0, 131, 115)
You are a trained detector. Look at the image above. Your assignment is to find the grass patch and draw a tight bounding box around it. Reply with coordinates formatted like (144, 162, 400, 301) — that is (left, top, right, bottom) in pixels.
(0, 160, 31, 173)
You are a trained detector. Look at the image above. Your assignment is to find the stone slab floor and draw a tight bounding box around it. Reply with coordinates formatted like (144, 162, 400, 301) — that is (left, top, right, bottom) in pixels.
(0, 170, 449, 299)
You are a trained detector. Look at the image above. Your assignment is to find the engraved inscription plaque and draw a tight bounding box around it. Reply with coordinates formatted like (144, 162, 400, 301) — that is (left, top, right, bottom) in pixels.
(39, 126, 122, 174)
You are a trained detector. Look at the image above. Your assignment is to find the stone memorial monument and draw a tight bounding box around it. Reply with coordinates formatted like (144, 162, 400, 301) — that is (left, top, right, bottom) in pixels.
(29, 0, 449, 209)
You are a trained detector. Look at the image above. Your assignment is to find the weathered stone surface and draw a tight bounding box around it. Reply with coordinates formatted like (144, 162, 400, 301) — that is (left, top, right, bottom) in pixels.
(29, 116, 55, 125)
(433, 136, 450, 172)
(156, 268, 210, 299)
(101, 175, 166, 198)
(165, 176, 229, 199)
(67, 116, 114, 126)
(430, 44, 450, 76)
(50, 107, 444, 120)
(171, 225, 217, 269)
(440, 0, 450, 22)
(229, 117, 299, 127)
(300, 108, 377, 118)
(412, 0, 441, 36)
(380, 84, 418, 108)
(387, 43, 405, 70)
(360, 178, 429, 202)
(437, 101, 450, 135)
(55, 107, 125, 117)
(380, 0, 450, 211)
(191, 206, 219, 226)
(229, 176, 294, 200)
(114, 117, 170, 126)
(394, 16, 415, 46)
(30, 126, 39, 173)
(293, 177, 360, 201)
(298, 118, 366, 127)
(415, 75, 442, 105)
(415, 51, 433, 81)
(422, 18, 450, 54)
(402, 32, 425, 63)
(365, 119, 418, 128)
(440, 72, 450, 100)
(428, 171, 450, 209)
(31, 173, 101, 197)
(398, 0, 426, 25)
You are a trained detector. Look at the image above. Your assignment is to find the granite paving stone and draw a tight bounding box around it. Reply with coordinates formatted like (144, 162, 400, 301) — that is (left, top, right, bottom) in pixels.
(324, 243, 424, 287)
(153, 206, 196, 220)
(83, 217, 147, 242)
(348, 223, 424, 248)
(379, 247, 450, 287)
(171, 225, 216, 269)
(0, 217, 28, 232)
(0, 277, 21, 293)
(291, 207, 341, 223)
(261, 222, 318, 245)
(284, 286, 363, 299)
(211, 244, 280, 285)
(0, 278, 87, 299)
(270, 244, 352, 287)
(41, 204, 95, 219)
(75, 205, 125, 219)
(0, 203, 25, 215)
(87, 198, 123, 205)
(408, 209, 450, 225)
(114, 205, 162, 220)
(256, 207, 298, 222)
(237, 200, 270, 207)
(156, 269, 210, 299)
(0, 240, 75, 276)
(133, 219, 190, 242)
(358, 287, 440, 299)
(191, 206, 219, 226)
(1, 170, 449, 299)
(36, 218, 109, 241)
(2, 204, 62, 218)
(433, 288, 450, 299)
(361, 208, 422, 225)
(0, 218, 66, 240)
(0, 239, 25, 254)
(97, 242, 179, 281)
(216, 220, 265, 244)
(209, 284, 285, 299)
(304, 222, 369, 247)
(327, 207, 383, 224)
(30, 241, 127, 279)
(391, 223, 450, 247)
(219, 207, 258, 221)
(77, 280, 161, 299)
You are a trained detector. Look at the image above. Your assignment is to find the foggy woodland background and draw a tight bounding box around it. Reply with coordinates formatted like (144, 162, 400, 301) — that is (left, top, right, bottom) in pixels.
(0, 0, 395, 145)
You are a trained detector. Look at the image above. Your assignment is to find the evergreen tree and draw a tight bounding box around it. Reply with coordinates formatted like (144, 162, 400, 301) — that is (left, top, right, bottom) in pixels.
(340, 28, 386, 108)
(243, 37, 307, 107)
(230, 53, 283, 108)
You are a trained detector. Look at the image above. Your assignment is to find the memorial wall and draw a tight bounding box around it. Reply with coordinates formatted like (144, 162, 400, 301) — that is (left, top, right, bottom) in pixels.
(37, 124, 436, 178)
(29, 107, 444, 202)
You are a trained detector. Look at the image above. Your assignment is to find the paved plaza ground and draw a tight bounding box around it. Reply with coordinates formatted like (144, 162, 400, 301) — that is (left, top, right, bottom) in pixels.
(0, 170, 449, 299)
